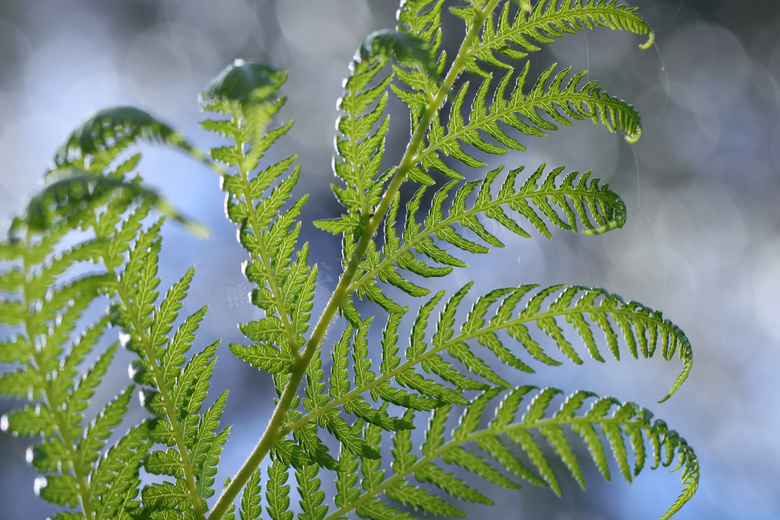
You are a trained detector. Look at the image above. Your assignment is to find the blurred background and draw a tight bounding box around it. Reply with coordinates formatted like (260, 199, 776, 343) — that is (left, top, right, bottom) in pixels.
(1, 0, 779, 519)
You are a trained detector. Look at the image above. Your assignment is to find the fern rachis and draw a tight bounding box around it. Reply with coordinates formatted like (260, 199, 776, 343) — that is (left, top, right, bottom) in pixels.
(0, 1, 698, 520)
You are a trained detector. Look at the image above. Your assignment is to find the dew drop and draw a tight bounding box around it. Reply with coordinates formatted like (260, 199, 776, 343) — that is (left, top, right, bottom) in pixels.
(33, 476, 47, 497)
(118, 331, 132, 348)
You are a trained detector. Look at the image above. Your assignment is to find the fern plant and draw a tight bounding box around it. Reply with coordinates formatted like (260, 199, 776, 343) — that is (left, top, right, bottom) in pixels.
(0, 1, 698, 519)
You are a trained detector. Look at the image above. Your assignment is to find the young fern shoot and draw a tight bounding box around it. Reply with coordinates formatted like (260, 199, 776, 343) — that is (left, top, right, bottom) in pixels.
(0, 1, 698, 520)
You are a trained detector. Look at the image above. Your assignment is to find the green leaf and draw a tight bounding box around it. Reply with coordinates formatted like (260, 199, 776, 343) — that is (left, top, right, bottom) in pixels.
(297, 464, 329, 520)
(200, 59, 287, 110)
(151, 267, 195, 349)
(77, 385, 135, 467)
(417, 63, 642, 177)
(146, 448, 185, 478)
(471, 0, 654, 71)
(142, 480, 191, 511)
(267, 459, 294, 520)
(230, 342, 295, 374)
(51, 106, 204, 173)
(357, 29, 441, 85)
(240, 467, 263, 520)
(37, 475, 80, 508)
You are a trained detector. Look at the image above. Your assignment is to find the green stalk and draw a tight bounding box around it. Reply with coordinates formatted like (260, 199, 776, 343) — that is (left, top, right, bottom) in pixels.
(208, 3, 500, 518)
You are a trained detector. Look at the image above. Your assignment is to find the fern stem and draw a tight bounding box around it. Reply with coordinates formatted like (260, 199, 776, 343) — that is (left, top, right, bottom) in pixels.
(97, 227, 207, 520)
(209, 3, 501, 518)
(21, 233, 97, 520)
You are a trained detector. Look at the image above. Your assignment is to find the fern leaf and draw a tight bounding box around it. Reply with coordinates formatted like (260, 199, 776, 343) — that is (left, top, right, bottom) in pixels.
(415, 463, 493, 505)
(230, 341, 295, 374)
(440, 284, 691, 399)
(469, 0, 654, 71)
(332, 387, 697, 520)
(297, 464, 329, 520)
(159, 306, 209, 387)
(322, 45, 393, 226)
(393, 0, 448, 123)
(190, 391, 231, 499)
(417, 63, 641, 178)
(51, 106, 206, 174)
(142, 479, 192, 511)
(266, 459, 294, 520)
(203, 61, 319, 376)
(77, 386, 135, 467)
(385, 481, 465, 517)
(92, 424, 150, 520)
(23, 170, 203, 236)
(239, 467, 263, 520)
(201, 58, 286, 116)
(355, 164, 625, 302)
(151, 266, 195, 349)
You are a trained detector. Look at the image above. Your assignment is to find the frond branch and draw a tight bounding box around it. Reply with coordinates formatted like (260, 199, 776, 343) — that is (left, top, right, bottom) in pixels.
(227, 108, 300, 356)
(94, 220, 207, 520)
(471, 0, 654, 68)
(323, 397, 695, 520)
(19, 232, 98, 520)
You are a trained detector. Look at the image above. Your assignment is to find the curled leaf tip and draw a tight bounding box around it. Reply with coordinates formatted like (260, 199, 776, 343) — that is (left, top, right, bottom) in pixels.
(624, 126, 642, 144)
(639, 32, 655, 50)
(356, 29, 441, 85)
(200, 59, 287, 109)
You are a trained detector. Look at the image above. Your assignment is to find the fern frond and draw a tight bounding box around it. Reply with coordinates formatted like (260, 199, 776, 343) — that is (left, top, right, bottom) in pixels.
(51, 106, 208, 174)
(0, 206, 143, 518)
(316, 26, 441, 237)
(107, 227, 224, 519)
(318, 52, 392, 230)
(21, 169, 206, 237)
(465, 0, 654, 72)
(326, 388, 697, 520)
(393, 0, 447, 119)
(297, 464, 329, 520)
(417, 63, 641, 177)
(449, 284, 692, 400)
(90, 424, 150, 520)
(239, 467, 263, 520)
(201, 59, 287, 137)
(202, 61, 317, 397)
(352, 164, 624, 304)
(319, 283, 690, 416)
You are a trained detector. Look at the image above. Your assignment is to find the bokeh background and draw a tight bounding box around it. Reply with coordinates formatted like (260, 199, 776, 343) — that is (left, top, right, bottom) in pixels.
(1, 1, 779, 519)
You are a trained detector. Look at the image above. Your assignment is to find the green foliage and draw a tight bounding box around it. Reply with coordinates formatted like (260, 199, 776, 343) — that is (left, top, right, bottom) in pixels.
(0, 1, 699, 520)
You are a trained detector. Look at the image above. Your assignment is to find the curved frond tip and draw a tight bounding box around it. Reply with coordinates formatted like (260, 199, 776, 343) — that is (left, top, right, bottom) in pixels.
(18, 169, 207, 238)
(427, 283, 692, 401)
(51, 106, 206, 174)
(200, 59, 287, 110)
(336, 388, 697, 520)
(357, 29, 441, 85)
